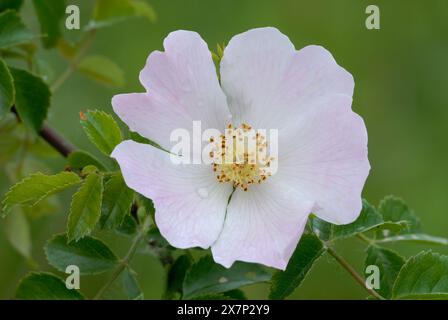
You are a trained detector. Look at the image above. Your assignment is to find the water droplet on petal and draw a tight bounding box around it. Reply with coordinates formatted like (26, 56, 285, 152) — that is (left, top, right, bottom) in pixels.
(197, 188, 209, 199)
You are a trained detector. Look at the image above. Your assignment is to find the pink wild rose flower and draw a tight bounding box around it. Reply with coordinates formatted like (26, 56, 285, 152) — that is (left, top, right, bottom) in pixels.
(111, 27, 370, 270)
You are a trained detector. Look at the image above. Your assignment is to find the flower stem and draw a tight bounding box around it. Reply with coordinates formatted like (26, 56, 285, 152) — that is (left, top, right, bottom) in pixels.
(51, 29, 97, 93)
(326, 246, 385, 300)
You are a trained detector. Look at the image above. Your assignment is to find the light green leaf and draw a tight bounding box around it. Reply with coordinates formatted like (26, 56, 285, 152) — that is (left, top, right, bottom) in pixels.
(3, 208, 31, 260)
(376, 233, 448, 245)
(10, 67, 50, 133)
(165, 254, 193, 299)
(0, 59, 14, 117)
(78, 55, 125, 86)
(1, 171, 81, 216)
(365, 245, 405, 299)
(45, 233, 118, 274)
(100, 173, 134, 229)
(80, 110, 122, 156)
(392, 251, 448, 299)
(32, 0, 66, 48)
(67, 150, 106, 171)
(16, 272, 84, 300)
(88, 0, 156, 29)
(67, 173, 103, 242)
(377, 195, 421, 238)
(0, 10, 33, 49)
(269, 233, 325, 299)
(183, 255, 271, 299)
(121, 268, 143, 300)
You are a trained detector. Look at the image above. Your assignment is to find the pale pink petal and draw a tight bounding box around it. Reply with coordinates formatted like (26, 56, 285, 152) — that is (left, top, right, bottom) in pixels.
(211, 182, 314, 270)
(220, 27, 353, 130)
(111, 140, 232, 249)
(278, 94, 370, 225)
(113, 30, 230, 150)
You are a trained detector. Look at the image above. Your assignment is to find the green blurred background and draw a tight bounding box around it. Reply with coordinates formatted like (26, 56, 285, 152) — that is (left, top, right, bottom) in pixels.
(1, 0, 448, 299)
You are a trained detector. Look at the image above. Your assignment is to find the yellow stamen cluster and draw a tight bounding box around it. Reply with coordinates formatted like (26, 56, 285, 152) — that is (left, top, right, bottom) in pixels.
(209, 123, 274, 191)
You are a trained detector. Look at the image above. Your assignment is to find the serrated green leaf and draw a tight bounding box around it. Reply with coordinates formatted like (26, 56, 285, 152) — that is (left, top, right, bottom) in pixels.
(376, 233, 448, 245)
(88, 0, 156, 29)
(67, 150, 106, 171)
(365, 245, 405, 299)
(0, 10, 33, 49)
(0, 59, 14, 117)
(269, 233, 325, 299)
(183, 255, 271, 299)
(45, 233, 118, 274)
(3, 208, 31, 260)
(377, 196, 421, 238)
(165, 254, 193, 299)
(100, 173, 134, 229)
(67, 173, 103, 242)
(1, 171, 81, 216)
(32, 0, 66, 48)
(80, 110, 122, 156)
(392, 251, 448, 299)
(10, 68, 50, 133)
(16, 272, 84, 300)
(78, 55, 125, 86)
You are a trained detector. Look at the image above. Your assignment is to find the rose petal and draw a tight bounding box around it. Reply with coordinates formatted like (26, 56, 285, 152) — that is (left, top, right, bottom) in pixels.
(211, 181, 313, 270)
(111, 140, 232, 249)
(220, 27, 353, 130)
(113, 30, 230, 150)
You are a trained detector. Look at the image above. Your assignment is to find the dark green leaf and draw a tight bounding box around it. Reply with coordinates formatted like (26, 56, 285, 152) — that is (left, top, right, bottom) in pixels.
(0, 0, 24, 12)
(16, 272, 84, 300)
(0, 59, 14, 117)
(80, 110, 122, 156)
(392, 251, 448, 299)
(67, 173, 103, 242)
(79, 55, 125, 86)
(100, 173, 134, 229)
(1, 171, 81, 216)
(45, 233, 118, 274)
(377, 196, 421, 238)
(183, 255, 271, 299)
(10, 68, 50, 132)
(191, 294, 232, 300)
(365, 245, 405, 299)
(67, 150, 106, 171)
(0, 10, 33, 49)
(269, 233, 325, 299)
(165, 254, 193, 299)
(222, 289, 247, 300)
(32, 0, 66, 48)
(121, 268, 143, 300)
(116, 214, 137, 236)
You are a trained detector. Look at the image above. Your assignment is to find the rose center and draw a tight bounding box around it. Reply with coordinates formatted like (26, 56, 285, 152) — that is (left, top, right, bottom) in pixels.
(209, 123, 274, 191)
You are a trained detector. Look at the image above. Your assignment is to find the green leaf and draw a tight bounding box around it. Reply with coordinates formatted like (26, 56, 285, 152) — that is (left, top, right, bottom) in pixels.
(191, 294, 233, 300)
(10, 68, 50, 133)
(0, 10, 33, 49)
(116, 214, 137, 236)
(312, 200, 384, 241)
(88, 0, 156, 29)
(1, 171, 81, 216)
(183, 255, 271, 299)
(78, 55, 125, 86)
(377, 196, 421, 238)
(392, 251, 448, 299)
(0, 0, 24, 12)
(376, 233, 448, 245)
(16, 272, 84, 300)
(165, 254, 193, 299)
(365, 245, 405, 299)
(222, 289, 247, 300)
(120, 268, 143, 300)
(32, 0, 66, 48)
(3, 208, 31, 260)
(269, 233, 325, 299)
(67, 150, 106, 171)
(80, 110, 122, 156)
(100, 173, 134, 229)
(0, 59, 14, 117)
(45, 233, 118, 274)
(67, 173, 103, 242)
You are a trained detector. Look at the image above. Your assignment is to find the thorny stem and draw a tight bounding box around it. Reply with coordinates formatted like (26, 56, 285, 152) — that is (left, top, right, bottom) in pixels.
(326, 246, 385, 300)
(50, 29, 97, 93)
